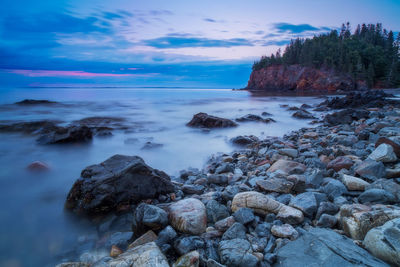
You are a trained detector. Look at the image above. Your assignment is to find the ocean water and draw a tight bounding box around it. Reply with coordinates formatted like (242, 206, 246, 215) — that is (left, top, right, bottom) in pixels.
(0, 88, 323, 266)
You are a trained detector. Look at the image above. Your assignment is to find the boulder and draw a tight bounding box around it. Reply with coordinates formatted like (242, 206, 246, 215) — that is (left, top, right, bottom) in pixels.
(108, 242, 169, 267)
(169, 198, 207, 235)
(65, 155, 174, 217)
(231, 192, 303, 224)
(27, 161, 50, 171)
(267, 160, 306, 175)
(37, 126, 93, 144)
(187, 113, 237, 128)
(341, 174, 370, 191)
(339, 204, 400, 240)
(363, 218, 400, 266)
(292, 109, 315, 119)
(368, 144, 397, 163)
(274, 227, 389, 267)
(218, 238, 258, 267)
(230, 135, 259, 146)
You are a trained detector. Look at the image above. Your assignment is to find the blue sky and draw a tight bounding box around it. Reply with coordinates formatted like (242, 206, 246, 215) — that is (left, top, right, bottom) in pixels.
(0, 0, 399, 88)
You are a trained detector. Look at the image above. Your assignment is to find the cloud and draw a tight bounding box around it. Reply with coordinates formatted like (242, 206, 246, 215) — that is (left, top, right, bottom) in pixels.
(273, 23, 320, 34)
(143, 36, 254, 48)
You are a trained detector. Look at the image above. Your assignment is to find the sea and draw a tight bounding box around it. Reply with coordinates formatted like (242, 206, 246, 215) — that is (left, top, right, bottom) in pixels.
(0, 88, 324, 266)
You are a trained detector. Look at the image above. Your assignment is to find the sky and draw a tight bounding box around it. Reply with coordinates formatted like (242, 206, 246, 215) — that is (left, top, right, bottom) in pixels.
(0, 0, 399, 88)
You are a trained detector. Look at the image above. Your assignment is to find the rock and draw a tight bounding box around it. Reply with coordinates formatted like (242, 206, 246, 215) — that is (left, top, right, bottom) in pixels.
(271, 224, 298, 240)
(327, 156, 353, 172)
(37, 125, 93, 144)
(358, 189, 396, 204)
(341, 174, 370, 191)
(231, 135, 259, 146)
(232, 208, 255, 225)
(174, 236, 204, 255)
(214, 216, 236, 232)
(65, 155, 174, 217)
(355, 159, 386, 181)
(182, 184, 204, 195)
(206, 200, 230, 223)
(215, 163, 234, 174)
(169, 198, 207, 235)
(231, 192, 303, 224)
(322, 179, 347, 200)
(173, 251, 200, 267)
(218, 238, 258, 267)
(108, 242, 169, 267)
(363, 218, 400, 266)
(256, 178, 294, 194)
(105, 231, 132, 249)
(110, 245, 123, 257)
(316, 214, 337, 228)
(288, 192, 317, 218)
(376, 137, 400, 157)
(132, 203, 168, 236)
(292, 109, 315, 119)
(156, 226, 177, 248)
(207, 174, 228, 185)
(339, 204, 400, 240)
(274, 227, 389, 267)
(222, 222, 247, 240)
(141, 142, 163, 150)
(128, 230, 158, 249)
(187, 113, 237, 128)
(303, 132, 318, 139)
(267, 159, 306, 175)
(279, 148, 298, 158)
(315, 201, 339, 220)
(366, 179, 400, 201)
(236, 114, 275, 123)
(27, 161, 50, 171)
(206, 259, 225, 267)
(368, 143, 398, 163)
(55, 263, 90, 267)
(15, 99, 57, 105)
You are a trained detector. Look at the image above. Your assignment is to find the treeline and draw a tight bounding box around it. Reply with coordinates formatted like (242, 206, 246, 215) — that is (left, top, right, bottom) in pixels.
(253, 23, 400, 88)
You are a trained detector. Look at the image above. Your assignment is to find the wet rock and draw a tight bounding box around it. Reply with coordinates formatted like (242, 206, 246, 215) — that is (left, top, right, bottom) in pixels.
(218, 238, 258, 267)
(222, 222, 247, 240)
(187, 113, 237, 128)
(339, 204, 400, 240)
(15, 99, 58, 105)
(65, 155, 174, 217)
(315, 201, 339, 220)
(182, 184, 204, 195)
(231, 135, 259, 146)
(256, 178, 294, 194)
(341, 174, 370, 191)
(208, 174, 228, 185)
(322, 179, 347, 200)
(231, 192, 303, 224)
(358, 189, 396, 204)
(289, 192, 317, 218)
(233, 208, 255, 225)
(376, 137, 400, 157)
(214, 216, 235, 232)
(236, 114, 275, 123)
(37, 126, 93, 144)
(366, 179, 400, 201)
(278, 148, 298, 158)
(169, 198, 207, 235)
(292, 109, 315, 119)
(128, 230, 158, 249)
(174, 236, 204, 255)
(363, 218, 400, 266)
(56, 263, 90, 267)
(326, 156, 353, 172)
(108, 242, 169, 267)
(141, 142, 163, 150)
(267, 159, 306, 175)
(27, 161, 50, 171)
(316, 214, 337, 228)
(271, 224, 298, 240)
(132, 203, 168, 236)
(274, 227, 389, 267)
(105, 231, 132, 250)
(215, 163, 234, 174)
(173, 250, 200, 267)
(206, 200, 230, 223)
(355, 159, 386, 181)
(110, 245, 123, 257)
(368, 143, 397, 163)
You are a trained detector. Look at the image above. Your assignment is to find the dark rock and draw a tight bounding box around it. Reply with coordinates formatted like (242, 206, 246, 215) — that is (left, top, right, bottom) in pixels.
(323, 180, 347, 200)
(206, 200, 230, 223)
(274, 227, 389, 267)
(292, 109, 315, 119)
(256, 178, 294, 194)
(327, 156, 353, 172)
(37, 126, 93, 144)
(0, 120, 60, 134)
(15, 99, 57, 105)
(156, 226, 177, 247)
(187, 113, 237, 128)
(289, 192, 317, 218)
(132, 203, 168, 237)
(355, 159, 386, 181)
(182, 184, 204, 195)
(141, 142, 163, 150)
(358, 189, 396, 204)
(65, 155, 174, 217)
(105, 231, 132, 250)
(208, 174, 229, 185)
(324, 108, 370, 126)
(174, 236, 204, 255)
(315, 201, 339, 220)
(231, 135, 259, 146)
(27, 161, 50, 171)
(316, 214, 337, 228)
(218, 238, 258, 267)
(255, 222, 271, 238)
(366, 179, 400, 201)
(236, 114, 275, 123)
(233, 208, 255, 225)
(222, 222, 247, 240)
(205, 239, 220, 262)
(215, 163, 234, 174)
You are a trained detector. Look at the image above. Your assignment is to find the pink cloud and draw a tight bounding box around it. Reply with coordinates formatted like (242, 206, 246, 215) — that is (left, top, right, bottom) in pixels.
(3, 69, 136, 77)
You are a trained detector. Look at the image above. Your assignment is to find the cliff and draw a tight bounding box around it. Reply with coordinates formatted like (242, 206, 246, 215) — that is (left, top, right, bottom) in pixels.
(246, 65, 367, 92)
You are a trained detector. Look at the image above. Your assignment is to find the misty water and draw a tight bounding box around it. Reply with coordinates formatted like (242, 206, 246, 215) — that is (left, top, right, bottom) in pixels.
(0, 88, 324, 266)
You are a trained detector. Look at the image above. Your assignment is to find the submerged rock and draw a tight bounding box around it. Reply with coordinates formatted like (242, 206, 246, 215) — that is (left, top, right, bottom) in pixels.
(37, 125, 93, 144)
(236, 114, 275, 123)
(65, 155, 174, 217)
(187, 113, 237, 128)
(15, 99, 57, 105)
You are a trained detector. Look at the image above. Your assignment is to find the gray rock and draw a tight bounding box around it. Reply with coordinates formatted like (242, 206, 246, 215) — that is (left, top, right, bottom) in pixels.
(218, 238, 258, 267)
(366, 179, 400, 201)
(222, 222, 247, 240)
(289, 192, 317, 218)
(105, 231, 132, 250)
(368, 143, 398, 162)
(216, 163, 234, 174)
(255, 223, 271, 238)
(208, 174, 229, 185)
(256, 178, 294, 194)
(187, 112, 238, 128)
(156, 226, 177, 247)
(206, 200, 230, 223)
(132, 203, 168, 236)
(305, 170, 324, 188)
(274, 227, 389, 267)
(279, 148, 298, 158)
(182, 184, 205, 195)
(323, 179, 347, 200)
(355, 159, 386, 181)
(315, 201, 339, 220)
(358, 189, 396, 204)
(363, 218, 400, 266)
(316, 214, 337, 228)
(231, 135, 259, 146)
(174, 236, 204, 255)
(233, 208, 255, 225)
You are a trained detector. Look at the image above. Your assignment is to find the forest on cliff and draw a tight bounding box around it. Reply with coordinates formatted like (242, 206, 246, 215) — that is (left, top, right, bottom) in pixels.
(253, 23, 400, 88)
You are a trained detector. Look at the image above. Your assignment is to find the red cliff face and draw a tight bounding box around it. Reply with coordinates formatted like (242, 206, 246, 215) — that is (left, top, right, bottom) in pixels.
(246, 65, 366, 92)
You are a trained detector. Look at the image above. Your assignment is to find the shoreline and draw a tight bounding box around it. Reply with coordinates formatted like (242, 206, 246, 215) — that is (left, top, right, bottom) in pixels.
(56, 90, 400, 266)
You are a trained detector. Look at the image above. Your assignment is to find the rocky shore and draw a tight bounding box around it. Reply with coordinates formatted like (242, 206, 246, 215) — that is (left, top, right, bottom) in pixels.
(57, 91, 400, 267)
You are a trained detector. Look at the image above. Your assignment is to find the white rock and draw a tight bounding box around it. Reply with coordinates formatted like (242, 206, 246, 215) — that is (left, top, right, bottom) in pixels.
(368, 144, 397, 163)
(341, 174, 370, 191)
